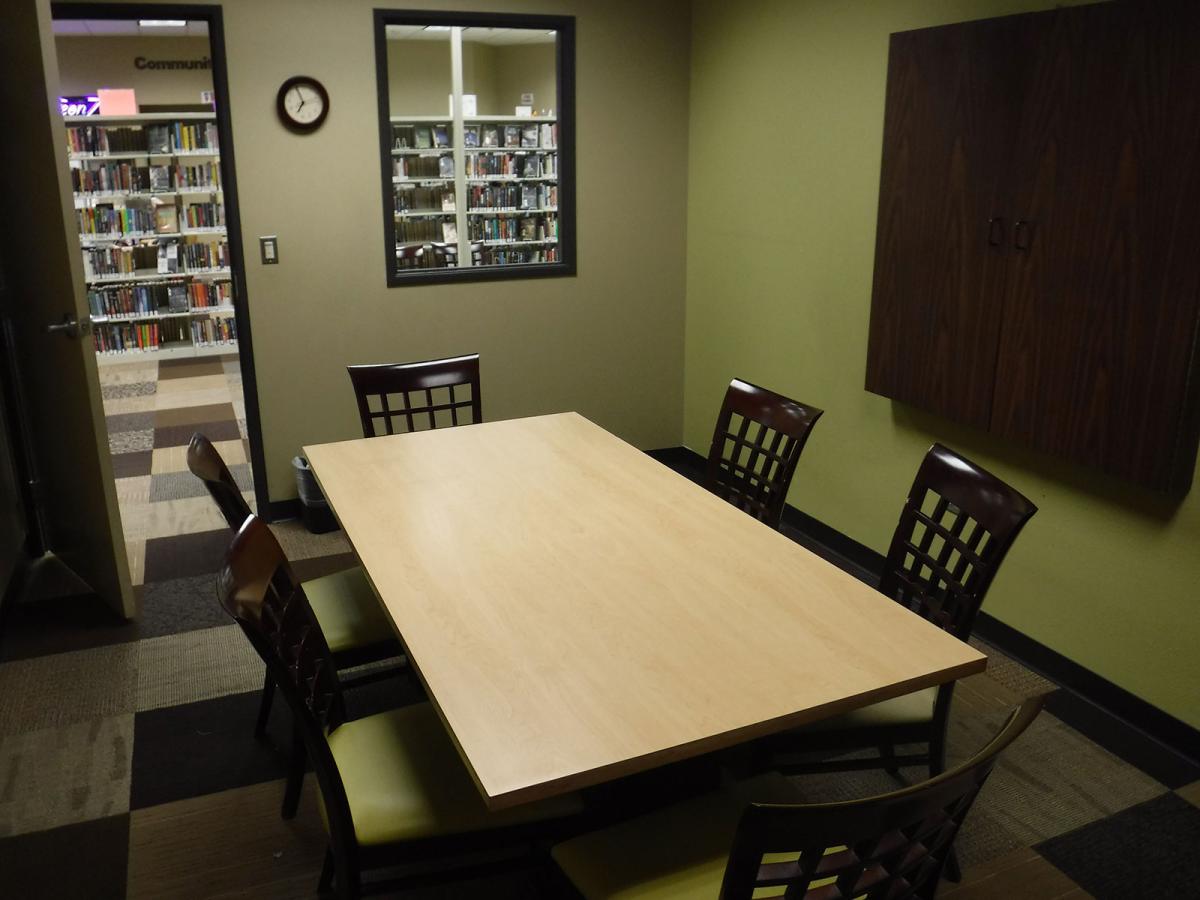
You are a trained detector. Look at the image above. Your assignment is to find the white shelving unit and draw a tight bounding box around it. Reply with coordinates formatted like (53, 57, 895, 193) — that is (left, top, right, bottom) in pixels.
(389, 114, 560, 268)
(64, 113, 237, 362)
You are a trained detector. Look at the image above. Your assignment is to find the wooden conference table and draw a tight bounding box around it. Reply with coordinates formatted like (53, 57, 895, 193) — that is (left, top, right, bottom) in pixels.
(304, 412, 985, 811)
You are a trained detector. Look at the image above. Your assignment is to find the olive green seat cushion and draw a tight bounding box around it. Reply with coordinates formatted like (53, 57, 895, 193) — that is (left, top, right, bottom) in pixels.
(322, 701, 583, 847)
(302, 566, 393, 654)
(551, 773, 803, 899)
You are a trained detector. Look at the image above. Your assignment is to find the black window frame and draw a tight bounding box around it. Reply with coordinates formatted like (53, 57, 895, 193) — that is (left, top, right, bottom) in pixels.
(373, 8, 576, 287)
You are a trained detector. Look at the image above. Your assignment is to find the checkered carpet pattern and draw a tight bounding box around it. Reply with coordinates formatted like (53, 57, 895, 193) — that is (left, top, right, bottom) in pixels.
(0, 356, 1196, 898)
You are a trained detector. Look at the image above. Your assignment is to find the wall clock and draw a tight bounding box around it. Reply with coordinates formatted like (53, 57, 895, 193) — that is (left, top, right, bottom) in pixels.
(276, 75, 329, 133)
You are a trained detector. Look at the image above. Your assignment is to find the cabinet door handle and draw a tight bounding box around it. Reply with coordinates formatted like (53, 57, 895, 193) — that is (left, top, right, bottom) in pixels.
(1014, 219, 1033, 251)
(987, 216, 1005, 247)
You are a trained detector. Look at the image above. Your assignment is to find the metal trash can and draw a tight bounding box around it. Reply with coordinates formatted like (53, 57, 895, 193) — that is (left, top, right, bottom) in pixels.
(292, 456, 338, 534)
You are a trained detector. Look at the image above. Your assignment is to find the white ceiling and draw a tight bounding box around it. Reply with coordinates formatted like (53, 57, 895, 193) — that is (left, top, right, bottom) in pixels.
(53, 19, 209, 37)
(385, 24, 555, 45)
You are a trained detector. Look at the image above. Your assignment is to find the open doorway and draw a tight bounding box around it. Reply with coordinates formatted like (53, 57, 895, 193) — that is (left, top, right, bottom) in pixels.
(50, 5, 266, 612)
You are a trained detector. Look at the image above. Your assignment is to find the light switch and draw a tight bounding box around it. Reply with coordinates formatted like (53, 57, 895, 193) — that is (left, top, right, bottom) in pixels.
(260, 235, 279, 264)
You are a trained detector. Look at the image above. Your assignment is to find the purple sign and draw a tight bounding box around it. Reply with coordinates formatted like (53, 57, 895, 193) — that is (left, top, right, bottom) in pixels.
(60, 95, 100, 117)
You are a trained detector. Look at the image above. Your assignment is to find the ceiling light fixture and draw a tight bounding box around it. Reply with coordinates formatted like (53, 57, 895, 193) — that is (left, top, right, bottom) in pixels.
(423, 25, 452, 31)
(139, 19, 187, 27)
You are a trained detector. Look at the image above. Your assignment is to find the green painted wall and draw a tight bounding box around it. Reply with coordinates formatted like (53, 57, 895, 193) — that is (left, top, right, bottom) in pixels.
(684, 0, 1200, 729)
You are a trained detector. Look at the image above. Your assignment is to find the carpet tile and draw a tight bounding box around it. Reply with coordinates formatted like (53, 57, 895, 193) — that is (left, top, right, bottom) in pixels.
(154, 401, 236, 429)
(130, 691, 291, 810)
(126, 781, 325, 900)
(109, 428, 154, 454)
(143, 528, 234, 583)
(137, 573, 232, 639)
(0, 642, 137, 736)
(149, 462, 251, 502)
(110, 450, 153, 478)
(135, 625, 263, 712)
(153, 417, 241, 449)
(101, 380, 156, 399)
(0, 715, 134, 837)
(1037, 792, 1200, 898)
(106, 410, 156, 434)
(0, 814, 129, 900)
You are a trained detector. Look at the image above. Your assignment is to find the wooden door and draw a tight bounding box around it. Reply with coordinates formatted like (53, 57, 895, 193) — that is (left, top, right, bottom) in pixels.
(0, 0, 135, 616)
(865, 14, 1040, 429)
(990, 1, 1200, 492)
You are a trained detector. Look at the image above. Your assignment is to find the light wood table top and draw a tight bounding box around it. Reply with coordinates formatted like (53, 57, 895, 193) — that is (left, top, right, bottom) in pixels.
(305, 412, 985, 809)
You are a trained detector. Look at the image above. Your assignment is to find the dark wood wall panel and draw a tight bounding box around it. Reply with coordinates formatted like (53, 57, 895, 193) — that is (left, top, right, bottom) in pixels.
(866, 1, 1200, 494)
(865, 15, 1036, 430)
(990, 1, 1200, 492)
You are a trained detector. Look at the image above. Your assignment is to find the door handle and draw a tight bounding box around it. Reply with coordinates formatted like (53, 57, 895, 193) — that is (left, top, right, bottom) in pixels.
(987, 216, 1005, 247)
(45, 313, 91, 339)
(1014, 219, 1033, 252)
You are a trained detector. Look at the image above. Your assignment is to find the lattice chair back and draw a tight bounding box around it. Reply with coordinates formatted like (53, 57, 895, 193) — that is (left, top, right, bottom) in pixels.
(347, 353, 482, 438)
(879, 443, 1037, 641)
(215, 516, 355, 836)
(187, 432, 252, 532)
(703, 378, 824, 529)
(720, 697, 1042, 899)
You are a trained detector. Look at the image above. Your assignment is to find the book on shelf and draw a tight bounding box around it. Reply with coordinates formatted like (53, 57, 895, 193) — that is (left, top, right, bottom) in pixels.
(149, 165, 171, 191)
(442, 221, 458, 243)
(503, 125, 520, 148)
(167, 284, 189, 312)
(482, 125, 499, 147)
(519, 218, 537, 241)
(441, 192, 456, 212)
(438, 156, 455, 178)
(521, 124, 539, 148)
(414, 126, 433, 149)
(154, 204, 179, 234)
(433, 124, 450, 148)
(158, 243, 180, 274)
(392, 125, 415, 149)
(463, 126, 480, 148)
(147, 124, 171, 154)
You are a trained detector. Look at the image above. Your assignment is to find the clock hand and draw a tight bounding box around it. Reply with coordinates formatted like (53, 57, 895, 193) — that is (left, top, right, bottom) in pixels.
(293, 87, 306, 111)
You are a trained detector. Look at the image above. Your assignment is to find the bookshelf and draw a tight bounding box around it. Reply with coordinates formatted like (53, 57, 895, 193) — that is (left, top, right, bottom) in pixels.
(389, 115, 560, 271)
(65, 112, 238, 362)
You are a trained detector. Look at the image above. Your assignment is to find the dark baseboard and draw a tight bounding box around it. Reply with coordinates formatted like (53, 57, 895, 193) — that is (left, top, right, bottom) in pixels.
(650, 445, 1200, 775)
(263, 499, 301, 523)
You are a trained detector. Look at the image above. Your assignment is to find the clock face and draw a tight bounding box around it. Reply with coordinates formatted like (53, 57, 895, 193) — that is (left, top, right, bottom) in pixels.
(277, 76, 329, 133)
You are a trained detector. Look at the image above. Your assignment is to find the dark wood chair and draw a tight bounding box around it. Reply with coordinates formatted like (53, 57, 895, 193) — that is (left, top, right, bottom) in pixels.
(187, 432, 404, 818)
(764, 443, 1037, 879)
(218, 515, 583, 899)
(551, 696, 1042, 899)
(702, 378, 824, 529)
(346, 353, 482, 438)
(429, 240, 484, 267)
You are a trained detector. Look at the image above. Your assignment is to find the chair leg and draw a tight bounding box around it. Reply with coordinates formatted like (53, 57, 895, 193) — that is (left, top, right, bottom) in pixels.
(281, 719, 306, 820)
(318, 848, 335, 896)
(929, 734, 964, 882)
(880, 742, 901, 777)
(255, 669, 274, 739)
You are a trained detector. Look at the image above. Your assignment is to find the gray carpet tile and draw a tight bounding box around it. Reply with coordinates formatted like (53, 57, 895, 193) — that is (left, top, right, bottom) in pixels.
(149, 463, 251, 503)
(137, 574, 231, 639)
(106, 411, 156, 435)
(0, 642, 137, 736)
(971, 636, 1059, 700)
(109, 429, 154, 455)
(1037, 792, 1200, 898)
(0, 715, 134, 838)
(101, 381, 156, 400)
(270, 519, 350, 561)
(136, 625, 263, 712)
